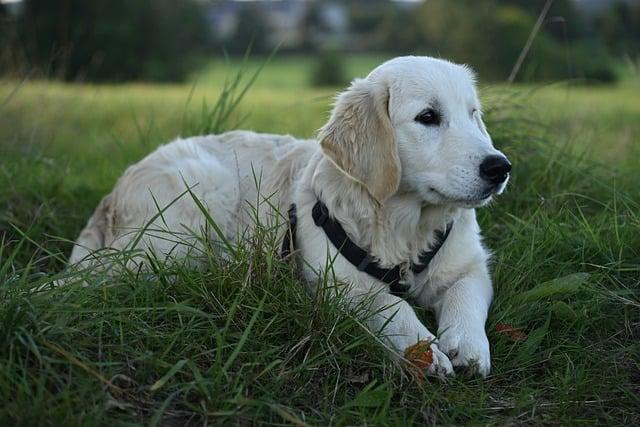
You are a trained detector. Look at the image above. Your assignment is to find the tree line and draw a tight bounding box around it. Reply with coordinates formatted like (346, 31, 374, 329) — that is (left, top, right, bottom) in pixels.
(1, 0, 638, 83)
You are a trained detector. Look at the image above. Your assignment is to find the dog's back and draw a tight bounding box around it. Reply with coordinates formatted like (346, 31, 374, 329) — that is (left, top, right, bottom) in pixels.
(69, 131, 316, 268)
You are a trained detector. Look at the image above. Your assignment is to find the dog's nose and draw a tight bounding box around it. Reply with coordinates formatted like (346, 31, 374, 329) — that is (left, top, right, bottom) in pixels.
(479, 155, 511, 185)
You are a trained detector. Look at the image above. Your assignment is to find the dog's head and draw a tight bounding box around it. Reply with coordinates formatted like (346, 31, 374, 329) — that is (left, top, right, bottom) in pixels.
(319, 56, 510, 208)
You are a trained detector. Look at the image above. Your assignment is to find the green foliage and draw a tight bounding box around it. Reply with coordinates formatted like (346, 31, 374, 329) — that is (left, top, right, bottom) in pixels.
(378, 0, 619, 83)
(3, 0, 636, 83)
(219, 4, 271, 55)
(495, 0, 589, 41)
(12, 0, 211, 82)
(596, 1, 640, 56)
(0, 4, 24, 76)
(310, 51, 348, 87)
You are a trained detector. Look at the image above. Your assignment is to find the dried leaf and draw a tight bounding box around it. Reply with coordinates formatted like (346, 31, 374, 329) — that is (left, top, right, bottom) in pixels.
(404, 340, 434, 382)
(495, 323, 528, 341)
(404, 340, 434, 370)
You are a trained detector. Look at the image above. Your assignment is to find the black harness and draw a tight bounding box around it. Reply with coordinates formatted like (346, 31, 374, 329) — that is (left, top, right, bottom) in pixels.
(281, 200, 453, 298)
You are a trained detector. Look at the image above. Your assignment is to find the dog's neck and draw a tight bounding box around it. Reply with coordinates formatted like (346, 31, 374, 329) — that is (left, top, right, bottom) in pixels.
(310, 156, 459, 267)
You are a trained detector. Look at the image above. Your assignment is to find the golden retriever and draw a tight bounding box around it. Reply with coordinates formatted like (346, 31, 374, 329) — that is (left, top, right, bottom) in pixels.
(71, 56, 511, 377)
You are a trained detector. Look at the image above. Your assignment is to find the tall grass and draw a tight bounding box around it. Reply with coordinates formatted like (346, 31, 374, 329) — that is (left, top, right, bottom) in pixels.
(0, 66, 639, 424)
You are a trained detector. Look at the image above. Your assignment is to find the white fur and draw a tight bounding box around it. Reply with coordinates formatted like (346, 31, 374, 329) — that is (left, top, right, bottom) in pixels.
(70, 56, 510, 378)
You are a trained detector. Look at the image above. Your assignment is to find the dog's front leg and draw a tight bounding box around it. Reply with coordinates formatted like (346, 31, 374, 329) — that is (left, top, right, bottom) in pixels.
(430, 269, 493, 376)
(349, 288, 454, 377)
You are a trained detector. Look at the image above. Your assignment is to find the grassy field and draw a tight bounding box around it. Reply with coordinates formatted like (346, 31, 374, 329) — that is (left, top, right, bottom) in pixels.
(1, 56, 639, 425)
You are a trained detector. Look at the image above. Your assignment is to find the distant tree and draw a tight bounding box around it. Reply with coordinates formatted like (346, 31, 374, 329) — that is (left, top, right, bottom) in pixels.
(13, 0, 211, 82)
(300, 2, 327, 52)
(390, 0, 615, 82)
(223, 4, 270, 54)
(408, 0, 519, 78)
(347, 0, 395, 50)
(596, 1, 640, 56)
(494, 0, 588, 41)
(310, 51, 347, 87)
(0, 3, 23, 76)
(377, 7, 428, 55)
(349, 0, 391, 35)
(0, 4, 9, 44)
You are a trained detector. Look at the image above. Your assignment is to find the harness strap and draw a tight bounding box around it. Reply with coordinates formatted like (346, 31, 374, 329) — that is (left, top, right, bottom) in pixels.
(411, 221, 453, 275)
(312, 201, 406, 295)
(281, 200, 454, 298)
(280, 204, 298, 259)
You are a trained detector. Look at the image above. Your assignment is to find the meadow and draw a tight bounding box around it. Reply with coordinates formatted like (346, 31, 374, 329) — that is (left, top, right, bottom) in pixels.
(0, 55, 639, 425)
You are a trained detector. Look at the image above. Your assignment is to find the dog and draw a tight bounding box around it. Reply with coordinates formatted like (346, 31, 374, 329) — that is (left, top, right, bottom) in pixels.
(70, 56, 511, 377)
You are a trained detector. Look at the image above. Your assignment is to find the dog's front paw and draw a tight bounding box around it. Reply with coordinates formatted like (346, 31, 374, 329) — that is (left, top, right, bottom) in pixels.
(437, 329, 491, 377)
(404, 340, 454, 379)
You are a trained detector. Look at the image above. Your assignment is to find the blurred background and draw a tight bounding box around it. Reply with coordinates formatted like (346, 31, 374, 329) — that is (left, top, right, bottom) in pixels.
(1, 0, 639, 189)
(1, 0, 638, 195)
(1, 0, 639, 85)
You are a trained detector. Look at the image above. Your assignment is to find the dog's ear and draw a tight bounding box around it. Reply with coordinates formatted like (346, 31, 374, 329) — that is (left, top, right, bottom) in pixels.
(319, 78, 400, 203)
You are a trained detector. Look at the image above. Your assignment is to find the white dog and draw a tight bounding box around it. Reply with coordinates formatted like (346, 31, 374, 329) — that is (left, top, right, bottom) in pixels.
(70, 56, 511, 377)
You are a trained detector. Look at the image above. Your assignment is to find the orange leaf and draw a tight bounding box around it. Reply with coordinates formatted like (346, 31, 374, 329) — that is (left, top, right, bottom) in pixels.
(495, 323, 528, 341)
(404, 340, 434, 382)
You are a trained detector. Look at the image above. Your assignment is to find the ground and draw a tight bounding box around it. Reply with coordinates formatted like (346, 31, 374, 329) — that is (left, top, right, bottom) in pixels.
(0, 55, 638, 425)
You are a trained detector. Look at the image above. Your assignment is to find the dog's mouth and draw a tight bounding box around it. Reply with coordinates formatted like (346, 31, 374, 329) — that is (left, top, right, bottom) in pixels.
(472, 181, 508, 203)
(474, 175, 510, 200)
(465, 192, 494, 206)
(478, 187, 495, 200)
(429, 184, 501, 206)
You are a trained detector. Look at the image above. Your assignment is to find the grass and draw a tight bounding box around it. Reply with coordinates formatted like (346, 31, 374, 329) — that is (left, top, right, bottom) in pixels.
(1, 55, 639, 425)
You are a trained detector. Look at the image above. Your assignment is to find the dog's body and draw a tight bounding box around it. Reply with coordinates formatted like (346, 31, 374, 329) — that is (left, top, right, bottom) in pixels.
(71, 56, 511, 377)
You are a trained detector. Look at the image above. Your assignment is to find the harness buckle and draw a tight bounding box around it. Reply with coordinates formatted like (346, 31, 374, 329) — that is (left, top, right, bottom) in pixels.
(390, 279, 411, 296)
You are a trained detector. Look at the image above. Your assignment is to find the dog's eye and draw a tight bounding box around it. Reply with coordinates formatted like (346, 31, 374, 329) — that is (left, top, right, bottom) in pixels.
(415, 109, 441, 126)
